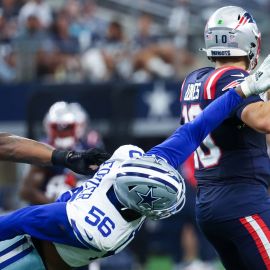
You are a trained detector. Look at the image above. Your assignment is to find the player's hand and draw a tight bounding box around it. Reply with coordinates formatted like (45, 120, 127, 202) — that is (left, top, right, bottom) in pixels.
(241, 54, 270, 97)
(51, 148, 111, 175)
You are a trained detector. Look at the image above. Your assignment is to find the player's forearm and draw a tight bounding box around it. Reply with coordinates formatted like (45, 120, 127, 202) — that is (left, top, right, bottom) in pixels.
(0, 133, 54, 165)
(147, 89, 243, 168)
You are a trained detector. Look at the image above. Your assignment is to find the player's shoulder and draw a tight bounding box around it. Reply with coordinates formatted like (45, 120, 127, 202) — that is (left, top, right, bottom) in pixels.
(180, 67, 214, 101)
(203, 66, 249, 99)
(110, 145, 144, 161)
(183, 67, 214, 84)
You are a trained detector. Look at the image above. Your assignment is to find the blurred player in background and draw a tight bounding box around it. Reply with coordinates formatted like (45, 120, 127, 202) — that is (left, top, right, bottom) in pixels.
(1, 63, 270, 269)
(179, 6, 270, 270)
(20, 101, 104, 204)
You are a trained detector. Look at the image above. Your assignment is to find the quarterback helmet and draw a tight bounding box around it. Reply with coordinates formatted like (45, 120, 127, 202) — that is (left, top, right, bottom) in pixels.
(202, 6, 261, 70)
(44, 101, 78, 149)
(114, 155, 186, 220)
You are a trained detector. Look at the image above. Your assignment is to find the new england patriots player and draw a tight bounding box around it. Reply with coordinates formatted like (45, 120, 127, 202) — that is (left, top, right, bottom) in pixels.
(20, 101, 105, 204)
(179, 6, 270, 270)
(1, 56, 270, 269)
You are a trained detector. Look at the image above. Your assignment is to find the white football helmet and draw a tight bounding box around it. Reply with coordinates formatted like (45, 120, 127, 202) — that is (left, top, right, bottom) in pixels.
(202, 6, 261, 70)
(44, 101, 78, 149)
(114, 155, 186, 220)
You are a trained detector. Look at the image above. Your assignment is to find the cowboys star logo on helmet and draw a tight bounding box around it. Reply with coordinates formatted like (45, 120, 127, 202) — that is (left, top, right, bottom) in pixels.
(114, 155, 186, 220)
(136, 187, 162, 209)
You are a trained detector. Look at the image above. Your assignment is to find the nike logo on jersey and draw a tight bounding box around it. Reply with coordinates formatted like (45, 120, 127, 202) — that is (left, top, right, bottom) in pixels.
(230, 73, 245, 78)
(85, 231, 93, 241)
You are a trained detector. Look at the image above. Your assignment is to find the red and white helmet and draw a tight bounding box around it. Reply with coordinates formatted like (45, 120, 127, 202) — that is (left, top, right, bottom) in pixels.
(202, 6, 261, 70)
(44, 101, 78, 149)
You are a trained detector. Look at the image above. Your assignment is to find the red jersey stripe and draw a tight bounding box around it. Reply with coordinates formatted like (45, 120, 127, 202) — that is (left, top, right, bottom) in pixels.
(203, 67, 235, 100)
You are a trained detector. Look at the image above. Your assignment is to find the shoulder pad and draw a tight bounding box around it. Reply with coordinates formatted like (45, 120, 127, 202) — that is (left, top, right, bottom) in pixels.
(180, 67, 214, 101)
(110, 145, 144, 161)
(203, 67, 249, 99)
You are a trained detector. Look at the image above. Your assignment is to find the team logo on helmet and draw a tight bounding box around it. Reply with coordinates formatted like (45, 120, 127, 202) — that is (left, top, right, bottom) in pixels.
(114, 155, 186, 220)
(234, 12, 255, 30)
(136, 186, 161, 209)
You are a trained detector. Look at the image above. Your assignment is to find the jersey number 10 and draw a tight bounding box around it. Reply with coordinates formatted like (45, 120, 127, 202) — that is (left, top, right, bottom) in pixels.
(182, 104, 221, 168)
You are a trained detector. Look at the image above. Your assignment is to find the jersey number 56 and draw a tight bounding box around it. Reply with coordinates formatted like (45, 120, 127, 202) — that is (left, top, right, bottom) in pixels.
(85, 205, 115, 237)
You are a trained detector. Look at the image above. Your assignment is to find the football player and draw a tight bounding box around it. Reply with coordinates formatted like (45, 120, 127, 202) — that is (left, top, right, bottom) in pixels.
(0, 56, 270, 270)
(179, 6, 270, 269)
(20, 101, 104, 204)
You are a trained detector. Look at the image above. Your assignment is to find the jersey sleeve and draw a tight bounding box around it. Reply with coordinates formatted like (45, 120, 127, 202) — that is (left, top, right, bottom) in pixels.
(204, 67, 262, 119)
(0, 203, 86, 248)
(146, 89, 243, 169)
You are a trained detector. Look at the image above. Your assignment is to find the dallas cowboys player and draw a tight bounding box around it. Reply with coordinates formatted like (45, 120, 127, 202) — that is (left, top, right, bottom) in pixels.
(1, 55, 270, 269)
(179, 6, 270, 269)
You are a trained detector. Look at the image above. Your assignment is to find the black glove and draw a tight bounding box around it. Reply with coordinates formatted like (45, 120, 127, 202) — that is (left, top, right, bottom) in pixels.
(51, 148, 111, 175)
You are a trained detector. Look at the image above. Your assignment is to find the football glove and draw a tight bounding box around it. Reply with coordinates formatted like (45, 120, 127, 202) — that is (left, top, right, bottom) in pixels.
(51, 148, 111, 175)
(241, 54, 270, 97)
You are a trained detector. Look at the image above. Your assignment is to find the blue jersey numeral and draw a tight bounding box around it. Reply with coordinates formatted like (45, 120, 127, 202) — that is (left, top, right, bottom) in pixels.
(129, 150, 143, 158)
(85, 206, 115, 237)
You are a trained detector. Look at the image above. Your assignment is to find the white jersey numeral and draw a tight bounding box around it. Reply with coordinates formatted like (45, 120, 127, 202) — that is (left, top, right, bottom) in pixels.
(182, 104, 221, 168)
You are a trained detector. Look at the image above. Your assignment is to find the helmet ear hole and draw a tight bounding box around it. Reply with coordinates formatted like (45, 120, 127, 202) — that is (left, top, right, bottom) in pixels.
(114, 156, 186, 220)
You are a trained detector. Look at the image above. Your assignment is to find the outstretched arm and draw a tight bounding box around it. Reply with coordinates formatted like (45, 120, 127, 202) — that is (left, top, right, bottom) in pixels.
(0, 133, 110, 175)
(0, 133, 54, 165)
(147, 89, 243, 168)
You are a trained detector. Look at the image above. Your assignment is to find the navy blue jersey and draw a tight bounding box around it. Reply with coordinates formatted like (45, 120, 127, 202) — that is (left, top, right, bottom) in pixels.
(179, 66, 270, 222)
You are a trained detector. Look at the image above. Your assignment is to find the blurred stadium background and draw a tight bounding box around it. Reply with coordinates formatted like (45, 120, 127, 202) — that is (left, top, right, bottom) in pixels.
(0, 0, 269, 269)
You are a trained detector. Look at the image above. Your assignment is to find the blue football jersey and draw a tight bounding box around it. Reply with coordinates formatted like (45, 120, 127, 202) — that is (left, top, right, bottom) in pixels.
(179, 66, 270, 221)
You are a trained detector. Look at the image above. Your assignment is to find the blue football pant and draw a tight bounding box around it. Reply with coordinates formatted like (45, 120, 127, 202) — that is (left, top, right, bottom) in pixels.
(198, 210, 270, 270)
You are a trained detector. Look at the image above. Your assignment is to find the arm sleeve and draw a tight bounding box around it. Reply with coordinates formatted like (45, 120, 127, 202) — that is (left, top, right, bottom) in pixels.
(147, 89, 243, 168)
(234, 95, 262, 119)
(0, 203, 85, 248)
